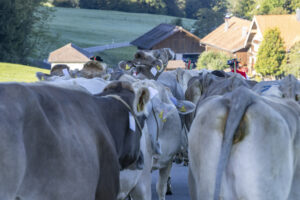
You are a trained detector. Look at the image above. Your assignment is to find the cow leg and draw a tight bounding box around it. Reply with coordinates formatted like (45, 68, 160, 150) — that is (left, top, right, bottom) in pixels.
(128, 128, 152, 200)
(288, 163, 300, 199)
(166, 176, 172, 195)
(188, 165, 198, 200)
(156, 161, 172, 200)
(129, 171, 152, 200)
(0, 123, 26, 200)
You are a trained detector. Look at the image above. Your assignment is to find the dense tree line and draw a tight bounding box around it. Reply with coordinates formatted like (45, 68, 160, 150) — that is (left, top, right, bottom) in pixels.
(230, 0, 300, 19)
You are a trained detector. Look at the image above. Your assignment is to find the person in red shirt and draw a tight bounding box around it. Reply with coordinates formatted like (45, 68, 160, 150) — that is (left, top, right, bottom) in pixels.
(227, 58, 248, 79)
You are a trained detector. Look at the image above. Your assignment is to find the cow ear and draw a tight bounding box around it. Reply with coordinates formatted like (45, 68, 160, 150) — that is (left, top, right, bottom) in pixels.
(118, 60, 133, 71)
(170, 96, 196, 115)
(102, 73, 111, 81)
(152, 59, 164, 73)
(36, 72, 51, 81)
(133, 87, 150, 115)
(176, 100, 196, 115)
(185, 79, 202, 104)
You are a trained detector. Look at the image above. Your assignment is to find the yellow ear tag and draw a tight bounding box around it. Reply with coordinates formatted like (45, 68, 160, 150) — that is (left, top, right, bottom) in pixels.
(180, 105, 186, 112)
(159, 111, 163, 119)
(125, 64, 130, 70)
(159, 111, 167, 123)
(157, 65, 161, 71)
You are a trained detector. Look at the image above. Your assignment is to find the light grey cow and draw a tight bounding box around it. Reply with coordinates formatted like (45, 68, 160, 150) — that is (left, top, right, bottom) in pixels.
(115, 77, 195, 200)
(253, 74, 300, 103)
(188, 86, 300, 200)
(118, 48, 175, 80)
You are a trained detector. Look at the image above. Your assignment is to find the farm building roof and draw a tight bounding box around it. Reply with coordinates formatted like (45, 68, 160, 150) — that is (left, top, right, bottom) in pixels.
(48, 43, 93, 63)
(131, 23, 201, 49)
(245, 15, 300, 50)
(201, 17, 251, 53)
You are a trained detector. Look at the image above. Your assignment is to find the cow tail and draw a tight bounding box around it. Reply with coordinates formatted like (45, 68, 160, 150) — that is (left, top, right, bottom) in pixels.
(213, 87, 253, 200)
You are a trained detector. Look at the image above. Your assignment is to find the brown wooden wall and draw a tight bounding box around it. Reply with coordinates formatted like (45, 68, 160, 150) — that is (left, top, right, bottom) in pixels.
(152, 31, 204, 54)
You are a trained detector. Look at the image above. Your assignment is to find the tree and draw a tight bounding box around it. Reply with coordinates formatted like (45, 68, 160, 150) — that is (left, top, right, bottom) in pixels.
(164, 0, 184, 17)
(255, 27, 286, 77)
(196, 51, 231, 70)
(191, 8, 224, 38)
(53, 0, 79, 7)
(0, 0, 53, 64)
(79, 0, 99, 9)
(233, 0, 256, 19)
(185, 0, 204, 18)
(281, 41, 300, 78)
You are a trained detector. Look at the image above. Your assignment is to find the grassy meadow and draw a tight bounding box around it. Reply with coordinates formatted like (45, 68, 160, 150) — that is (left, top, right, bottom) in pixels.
(1, 8, 196, 82)
(0, 63, 49, 82)
(45, 7, 196, 66)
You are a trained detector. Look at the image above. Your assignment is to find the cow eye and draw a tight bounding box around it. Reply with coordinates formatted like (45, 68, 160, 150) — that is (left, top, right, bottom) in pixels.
(296, 94, 299, 101)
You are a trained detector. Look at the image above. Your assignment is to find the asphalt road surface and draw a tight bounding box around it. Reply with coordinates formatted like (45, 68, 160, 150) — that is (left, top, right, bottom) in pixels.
(151, 163, 190, 200)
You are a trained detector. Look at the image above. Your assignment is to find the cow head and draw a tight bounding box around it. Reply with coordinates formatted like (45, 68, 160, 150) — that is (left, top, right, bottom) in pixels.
(75, 60, 107, 78)
(132, 80, 195, 157)
(118, 60, 136, 75)
(280, 74, 300, 104)
(100, 81, 150, 170)
(36, 64, 72, 81)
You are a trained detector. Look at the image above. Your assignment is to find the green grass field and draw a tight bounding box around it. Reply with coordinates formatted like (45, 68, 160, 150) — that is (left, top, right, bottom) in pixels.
(45, 7, 196, 66)
(0, 63, 49, 82)
(48, 7, 196, 48)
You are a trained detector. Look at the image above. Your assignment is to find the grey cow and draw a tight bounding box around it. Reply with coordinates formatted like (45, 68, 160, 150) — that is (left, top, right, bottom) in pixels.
(0, 81, 149, 200)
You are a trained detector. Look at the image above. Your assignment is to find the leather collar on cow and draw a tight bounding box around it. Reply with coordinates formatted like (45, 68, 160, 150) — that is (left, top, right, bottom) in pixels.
(103, 94, 143, 135)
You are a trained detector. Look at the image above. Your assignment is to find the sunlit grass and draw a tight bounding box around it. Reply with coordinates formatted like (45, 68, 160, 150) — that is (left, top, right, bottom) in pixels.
(0, 63, 49, 82)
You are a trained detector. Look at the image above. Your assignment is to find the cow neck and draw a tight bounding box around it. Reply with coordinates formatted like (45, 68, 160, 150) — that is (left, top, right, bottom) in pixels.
(103, 94, 143, 135)
(151, 106, 160, 141)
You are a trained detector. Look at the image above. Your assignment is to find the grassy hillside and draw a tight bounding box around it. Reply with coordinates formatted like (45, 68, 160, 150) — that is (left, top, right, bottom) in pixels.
(45, 7, 196, 66)
(0, 63, 49, 82)
(48, 7, 196, 47)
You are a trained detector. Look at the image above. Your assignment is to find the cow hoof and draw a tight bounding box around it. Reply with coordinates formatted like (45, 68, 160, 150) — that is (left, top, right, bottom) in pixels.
(166, 177, 173, 195)
(166, 190, 173, 195)
(183, 160, 189, 166)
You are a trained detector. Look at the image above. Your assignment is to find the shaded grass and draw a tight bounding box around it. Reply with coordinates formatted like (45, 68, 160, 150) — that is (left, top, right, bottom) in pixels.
(47, 7, 196, 48)
(95, 46, 138, 68)
(0, 63, 49, 82)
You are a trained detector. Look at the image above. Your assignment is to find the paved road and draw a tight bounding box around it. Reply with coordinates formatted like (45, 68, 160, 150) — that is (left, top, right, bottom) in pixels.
(151, 163, 190, 200)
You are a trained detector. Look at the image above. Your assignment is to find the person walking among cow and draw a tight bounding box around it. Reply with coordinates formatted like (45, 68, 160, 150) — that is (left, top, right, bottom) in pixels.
(227, 58, 248, 79)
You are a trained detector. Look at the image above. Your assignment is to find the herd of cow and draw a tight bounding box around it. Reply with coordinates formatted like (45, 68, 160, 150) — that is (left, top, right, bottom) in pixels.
(1, 48, 299, 200)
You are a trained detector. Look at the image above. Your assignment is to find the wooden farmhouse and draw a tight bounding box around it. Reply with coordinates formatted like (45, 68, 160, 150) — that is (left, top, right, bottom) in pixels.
(48, 43, 93, 70)
(131, 23, 204, 64)
(200, 16, 251, 68)
(244, 12, 300, 74)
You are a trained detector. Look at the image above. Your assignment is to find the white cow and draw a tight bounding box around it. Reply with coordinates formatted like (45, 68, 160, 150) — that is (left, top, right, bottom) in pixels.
(116, 78, 195, 200)
(118, 123, 153, 200)
(36, 76, 110, 95)
(188, 86, 300, 200)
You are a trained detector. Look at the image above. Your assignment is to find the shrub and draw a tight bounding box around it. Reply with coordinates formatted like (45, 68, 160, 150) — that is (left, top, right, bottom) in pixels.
(196, 51, 231, 70)
(281, 41, 300, 78)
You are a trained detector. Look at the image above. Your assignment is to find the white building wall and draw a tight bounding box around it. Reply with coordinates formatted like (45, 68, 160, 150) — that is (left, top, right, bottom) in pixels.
(51, 63, 85, 70)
